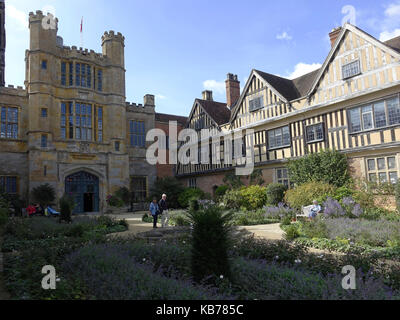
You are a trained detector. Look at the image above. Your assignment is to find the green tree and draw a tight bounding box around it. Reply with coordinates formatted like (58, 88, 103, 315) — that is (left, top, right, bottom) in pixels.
(266, 183, 288, 206)
(186, 205, 233, 283)
(287, 149, 350, 187)
(150, 177, 185, 209)
(31, 184, 56, 206)
(178, 188, 205, 208)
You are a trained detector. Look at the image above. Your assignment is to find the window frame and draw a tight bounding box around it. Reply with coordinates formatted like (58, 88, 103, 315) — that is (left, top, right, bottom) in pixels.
(267, 126, 291, 151)
(61, 102, 94, 142)
(129, 120, 146, 148)
(249, 96, 264, 112)
(189, 178, 197, 189)
(0, 176, 18, 194)
(130, 176, 148, 202)
(305, 123, 325, 144)
(41, 60, 48, 70)
(348, 95, 400, 134)
(342, 60, 361, 80)
(366, 155, 399, 184)
(41, 134, 48, 148)
(0, 106, 18, 140)
(276, 168, 291, 188)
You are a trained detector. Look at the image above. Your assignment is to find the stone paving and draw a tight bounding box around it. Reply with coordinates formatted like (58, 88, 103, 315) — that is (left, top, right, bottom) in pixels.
(108, 212, 286, 241)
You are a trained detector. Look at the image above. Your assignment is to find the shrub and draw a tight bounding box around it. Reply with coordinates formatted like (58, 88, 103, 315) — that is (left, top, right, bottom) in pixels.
(31, 183, 56, 206)
(266, 184, 288, 206)
(232, 210, 280, 226)
(215, 185, 229, 199)
(265, 203, 297, 220)
(322, 218, 400, 247)
(106, 195, 124, 208)
(59, 195, 72, 223)
(150, 177, 185, 209)
(333, 186, 355, 201)
(299, 218, 329, 239)
(361, 207, 400, 221)
(186, 205, 233, 283)
(322, 197, 363, 219)
(62, 245, 225, 300)
(239, 185, 268, 211)
(284, 224, 300, 240)
(114, 187, 131, 206)
(287, 149, 350, 187)
(178, 188, 205, 208)
(0, 207, 8, 226)
(284, 182, 336, 210)
(142, 213, 153, 223)
(396, 182, 400, 212)
(222, 188, 244, 210)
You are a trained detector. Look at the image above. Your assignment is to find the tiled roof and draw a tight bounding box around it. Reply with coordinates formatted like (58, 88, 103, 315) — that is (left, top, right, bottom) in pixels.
(155, 113, 188, 126)
(197, 99, 231, 126)
(384, 36, 400, 53)
(255, 68, 321, 102)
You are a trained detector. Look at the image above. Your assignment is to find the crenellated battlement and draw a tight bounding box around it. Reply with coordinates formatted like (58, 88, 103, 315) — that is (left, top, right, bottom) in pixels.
(58, 45, 107, 62)
(126, 101, 155, 114)
(102, 30, 125, 45)
(0, 85, 27, 96)
(28, 10, 59, 26)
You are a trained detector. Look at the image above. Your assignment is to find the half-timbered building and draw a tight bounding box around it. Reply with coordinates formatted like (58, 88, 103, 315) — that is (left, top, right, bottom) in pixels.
(177, 24, 400, 196)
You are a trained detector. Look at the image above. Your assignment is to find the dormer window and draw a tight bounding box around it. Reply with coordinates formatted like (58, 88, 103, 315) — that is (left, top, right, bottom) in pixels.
(342, 60, 361, 80)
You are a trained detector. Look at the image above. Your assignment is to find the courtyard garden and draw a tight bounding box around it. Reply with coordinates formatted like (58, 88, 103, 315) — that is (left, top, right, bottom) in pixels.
(1, 149, 400, 300)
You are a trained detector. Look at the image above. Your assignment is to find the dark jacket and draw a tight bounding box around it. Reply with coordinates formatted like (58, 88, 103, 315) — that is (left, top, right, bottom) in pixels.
(159, 199, 168, 213)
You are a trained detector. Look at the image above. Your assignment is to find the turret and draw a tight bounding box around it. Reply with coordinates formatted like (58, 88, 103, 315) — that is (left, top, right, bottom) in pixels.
(29, 10, 58, 52)
(101, 31, 125, 68)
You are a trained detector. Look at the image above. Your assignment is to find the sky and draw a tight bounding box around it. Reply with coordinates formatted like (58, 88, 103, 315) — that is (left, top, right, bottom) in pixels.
(5, 0, 400, 117)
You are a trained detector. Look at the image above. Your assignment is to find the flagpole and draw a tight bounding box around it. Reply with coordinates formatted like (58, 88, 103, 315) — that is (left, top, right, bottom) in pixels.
(80, 17, 84, 48)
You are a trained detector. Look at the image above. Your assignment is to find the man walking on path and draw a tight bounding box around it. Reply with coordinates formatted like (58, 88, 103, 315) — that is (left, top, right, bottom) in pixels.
(159, 194, 169, 228)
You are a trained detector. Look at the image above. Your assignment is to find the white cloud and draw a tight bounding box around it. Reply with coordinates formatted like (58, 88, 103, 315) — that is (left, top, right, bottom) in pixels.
(287, 62, 322, 79)
(42, 5, 57, 17)
(385, 2, 400, 18)
(380, 29, 400, 42)
(156, 94, 167, 100)
(203, 80, 225, 94)
(276, 31, 292, 41)
(5, 4, 28, 30)
(379, 2, 400, 41)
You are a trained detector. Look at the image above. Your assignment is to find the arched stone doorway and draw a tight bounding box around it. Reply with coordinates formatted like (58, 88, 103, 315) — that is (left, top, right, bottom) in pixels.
(65, 171, 100, 213)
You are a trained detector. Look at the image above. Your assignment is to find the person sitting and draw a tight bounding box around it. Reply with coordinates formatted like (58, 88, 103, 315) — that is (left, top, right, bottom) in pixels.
(308, 200, 322, 220)
(26, 204, 36, 217)
(47, 206, 60, 216)
(35, 204, 44, 216)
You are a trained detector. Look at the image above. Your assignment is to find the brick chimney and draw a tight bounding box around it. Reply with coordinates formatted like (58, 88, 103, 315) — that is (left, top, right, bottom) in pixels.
(329, 27, 342, 48)
(225, 73, 240, 109)
(202, 90, 213, 101)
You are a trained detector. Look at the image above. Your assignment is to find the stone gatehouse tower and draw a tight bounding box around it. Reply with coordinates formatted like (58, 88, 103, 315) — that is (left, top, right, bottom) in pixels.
(0, 9, 156, 213)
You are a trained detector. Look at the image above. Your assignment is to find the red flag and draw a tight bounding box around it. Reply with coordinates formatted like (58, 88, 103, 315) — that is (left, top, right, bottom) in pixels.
(80, 17, 83, 33)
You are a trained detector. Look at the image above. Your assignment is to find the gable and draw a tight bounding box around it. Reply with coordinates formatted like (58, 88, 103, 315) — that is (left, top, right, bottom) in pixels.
(309, 24, 400, 107)
(187, 101, 223, 131)
(230, 71, 295, 129)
